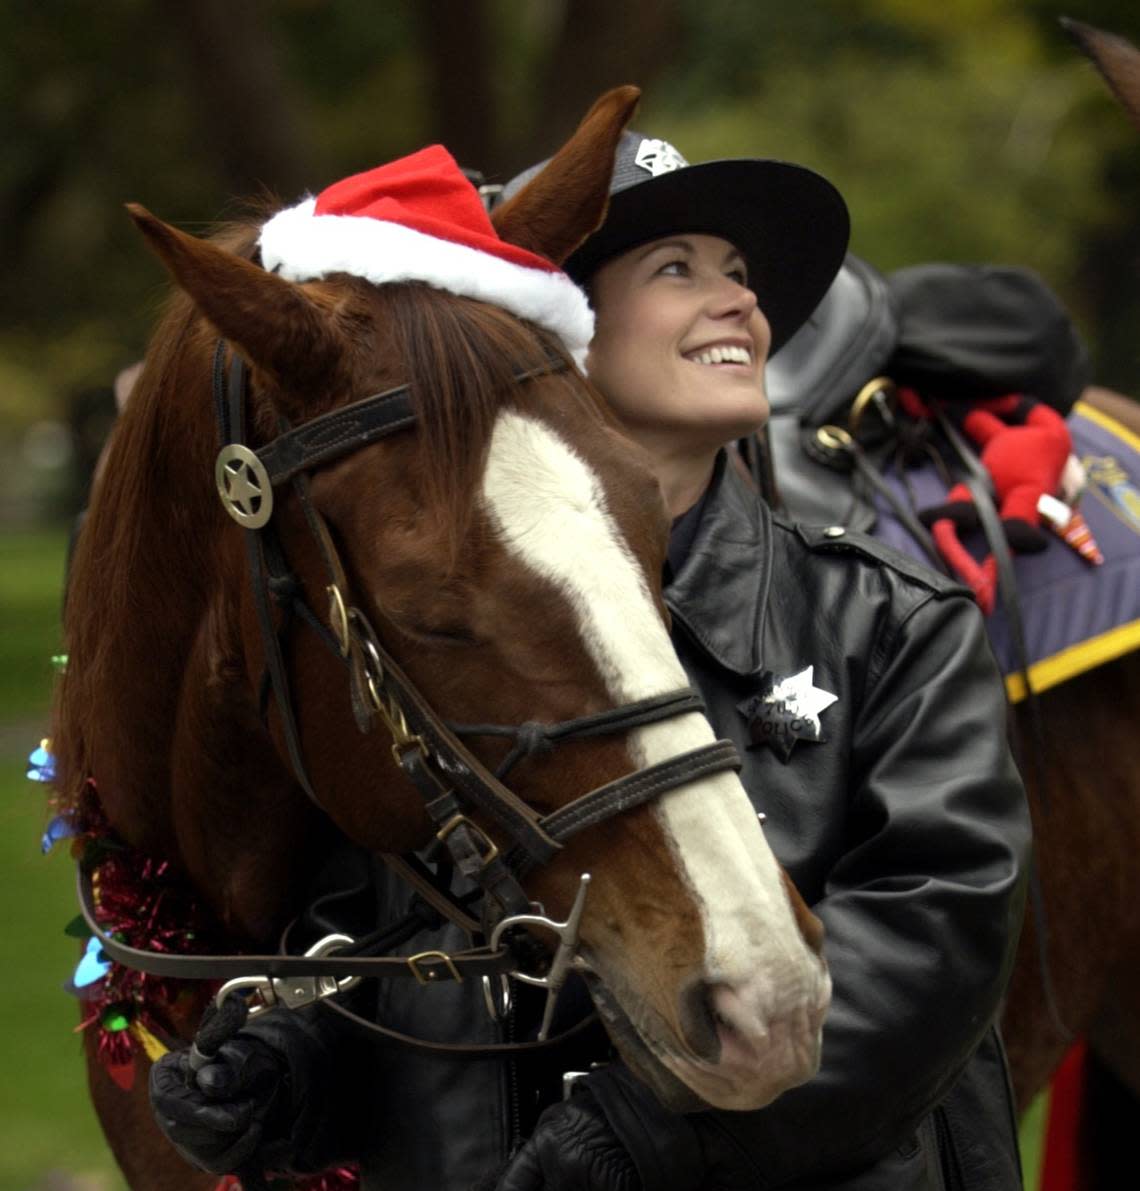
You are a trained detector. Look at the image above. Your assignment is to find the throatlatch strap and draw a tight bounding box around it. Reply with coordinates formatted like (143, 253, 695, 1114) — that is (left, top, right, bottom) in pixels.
(380, 853, 482, 936)
(226, 355, 322, 806)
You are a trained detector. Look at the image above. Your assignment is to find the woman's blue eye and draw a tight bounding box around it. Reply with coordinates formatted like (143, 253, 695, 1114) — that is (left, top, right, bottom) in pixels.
(727, 267, 748, 286)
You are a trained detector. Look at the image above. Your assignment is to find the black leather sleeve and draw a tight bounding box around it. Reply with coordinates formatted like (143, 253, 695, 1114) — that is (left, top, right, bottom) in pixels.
(238, 1004, 369, 1174)
(689, 590, 1031, 1186)
(587, 1064, 704, 1191)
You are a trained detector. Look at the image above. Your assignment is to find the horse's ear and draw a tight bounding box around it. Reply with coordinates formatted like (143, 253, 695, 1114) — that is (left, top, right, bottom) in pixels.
(125, 203, 338, 384)
(491, 85, 640, 265)
(1062, 18, 1140, 132)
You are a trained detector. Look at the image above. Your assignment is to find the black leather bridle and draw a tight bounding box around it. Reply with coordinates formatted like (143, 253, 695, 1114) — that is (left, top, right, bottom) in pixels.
(79, 333, 743, 1052)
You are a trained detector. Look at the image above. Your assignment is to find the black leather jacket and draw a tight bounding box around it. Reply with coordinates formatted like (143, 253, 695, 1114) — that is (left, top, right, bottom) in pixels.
(281, 451, 1031, 1190)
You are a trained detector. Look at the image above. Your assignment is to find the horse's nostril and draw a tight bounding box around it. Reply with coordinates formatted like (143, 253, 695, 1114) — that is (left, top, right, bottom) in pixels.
(678, 980, 723, 1063)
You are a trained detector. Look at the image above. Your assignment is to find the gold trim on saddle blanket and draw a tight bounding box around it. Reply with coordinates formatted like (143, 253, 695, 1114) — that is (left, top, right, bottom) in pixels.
(1005, 618, 1140, 703)
(1078, 399, 1140, 454)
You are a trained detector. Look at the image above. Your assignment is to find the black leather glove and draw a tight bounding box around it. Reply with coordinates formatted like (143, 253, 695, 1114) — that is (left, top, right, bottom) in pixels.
(494, 1066, 706, 1191)
(495, 1088, 640, 1191)
(150, 1033, 290, 1175)
(149, 1007, 338, 1176)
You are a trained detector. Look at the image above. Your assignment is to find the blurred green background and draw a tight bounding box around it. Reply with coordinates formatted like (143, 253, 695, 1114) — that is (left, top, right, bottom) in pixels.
(3, 0, 1139, 1186)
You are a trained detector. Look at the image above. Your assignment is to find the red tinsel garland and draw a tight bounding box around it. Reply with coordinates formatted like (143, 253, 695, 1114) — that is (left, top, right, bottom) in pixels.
(74, 781, 360, 1190)
(73, 781, 219, 1082)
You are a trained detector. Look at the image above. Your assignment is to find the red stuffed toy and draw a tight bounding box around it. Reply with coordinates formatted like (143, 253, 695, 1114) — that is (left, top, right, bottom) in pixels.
(898, 389, 1102, 614)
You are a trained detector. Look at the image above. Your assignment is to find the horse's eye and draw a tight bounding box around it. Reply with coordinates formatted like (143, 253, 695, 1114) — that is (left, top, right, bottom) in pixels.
(407, 621, 479, 647)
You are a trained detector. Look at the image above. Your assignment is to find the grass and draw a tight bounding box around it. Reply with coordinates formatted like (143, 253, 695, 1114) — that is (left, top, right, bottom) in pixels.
(0, 528, 70, 721)
(0, 526, 1051, 1189)
(0, 747, 127, 1190)
(1, 525, 125, 1188)
(1020, 1089, 1048, 1190)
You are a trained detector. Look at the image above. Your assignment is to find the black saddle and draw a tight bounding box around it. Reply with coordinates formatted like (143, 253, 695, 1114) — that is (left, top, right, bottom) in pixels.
(759, 253, 1090, 533)
(763, 254, 898, 531)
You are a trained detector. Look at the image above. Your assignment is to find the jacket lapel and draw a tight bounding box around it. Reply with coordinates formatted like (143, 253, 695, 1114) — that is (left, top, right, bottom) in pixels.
(664, 452, 773, 677)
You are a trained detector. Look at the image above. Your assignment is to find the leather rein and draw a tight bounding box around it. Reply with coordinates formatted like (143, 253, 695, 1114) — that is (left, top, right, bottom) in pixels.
(79, 335, 742, 1053)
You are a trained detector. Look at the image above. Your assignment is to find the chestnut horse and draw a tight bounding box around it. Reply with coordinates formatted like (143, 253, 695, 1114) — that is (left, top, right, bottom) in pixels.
(52, 90, 828, 1188)
(997, 18, 1140, 1181)
(999, 395, 1140, 1114)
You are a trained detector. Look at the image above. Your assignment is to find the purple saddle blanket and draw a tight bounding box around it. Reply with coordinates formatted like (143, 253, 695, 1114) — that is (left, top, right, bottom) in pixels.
(869, 401, 1140, 701)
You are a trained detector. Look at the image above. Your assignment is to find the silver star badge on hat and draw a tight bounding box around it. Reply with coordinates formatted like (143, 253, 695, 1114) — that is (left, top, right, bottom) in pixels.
(634, 138, 689, 177)
(737, 666, 838, 761)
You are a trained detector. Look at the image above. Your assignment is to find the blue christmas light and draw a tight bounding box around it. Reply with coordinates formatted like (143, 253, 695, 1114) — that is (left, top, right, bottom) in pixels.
(73, 936, 112, 988)
(41, 813, 77, 854)
(26, 741, 56, 783)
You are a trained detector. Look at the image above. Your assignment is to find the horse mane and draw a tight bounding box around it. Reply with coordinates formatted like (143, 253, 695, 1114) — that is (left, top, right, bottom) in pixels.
(54, 218, 264, 819)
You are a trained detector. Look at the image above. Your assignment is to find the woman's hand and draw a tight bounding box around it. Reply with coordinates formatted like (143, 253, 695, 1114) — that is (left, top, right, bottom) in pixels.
(148, 1003, 347, 1177)
(149, 1032, 291, 1175)
(495, 1090, 640, 1191)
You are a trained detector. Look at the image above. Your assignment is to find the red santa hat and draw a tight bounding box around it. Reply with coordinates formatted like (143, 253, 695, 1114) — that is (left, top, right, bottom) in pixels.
(258, 145, 594, 357)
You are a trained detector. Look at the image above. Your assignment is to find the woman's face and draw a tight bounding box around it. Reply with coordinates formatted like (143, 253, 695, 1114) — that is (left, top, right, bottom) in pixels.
(585, 234, 772, 455)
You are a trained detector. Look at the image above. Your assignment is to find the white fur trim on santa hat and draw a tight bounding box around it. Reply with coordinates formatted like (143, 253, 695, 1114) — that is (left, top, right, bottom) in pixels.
(259, 198, 594, 357)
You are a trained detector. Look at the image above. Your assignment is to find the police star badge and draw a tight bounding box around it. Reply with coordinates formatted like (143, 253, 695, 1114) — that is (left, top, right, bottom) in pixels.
(737, 666, 838, 761)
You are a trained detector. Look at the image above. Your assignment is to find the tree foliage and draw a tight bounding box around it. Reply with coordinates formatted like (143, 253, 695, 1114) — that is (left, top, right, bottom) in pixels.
(2, 0, 1138, 454)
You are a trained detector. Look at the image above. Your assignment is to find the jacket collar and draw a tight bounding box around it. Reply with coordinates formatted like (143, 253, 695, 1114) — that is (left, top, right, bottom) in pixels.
(665, 451, 774, 676)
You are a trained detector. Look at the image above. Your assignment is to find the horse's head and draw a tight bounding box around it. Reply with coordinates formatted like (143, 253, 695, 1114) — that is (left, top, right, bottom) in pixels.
(124, 88, 829, 1112)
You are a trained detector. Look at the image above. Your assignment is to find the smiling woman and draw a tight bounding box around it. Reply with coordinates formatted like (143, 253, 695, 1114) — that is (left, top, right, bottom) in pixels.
(479, 126, 1032, 1191)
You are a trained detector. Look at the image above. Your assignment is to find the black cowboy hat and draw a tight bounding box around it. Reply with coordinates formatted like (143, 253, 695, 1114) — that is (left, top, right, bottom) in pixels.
(500, 131, 850, 356)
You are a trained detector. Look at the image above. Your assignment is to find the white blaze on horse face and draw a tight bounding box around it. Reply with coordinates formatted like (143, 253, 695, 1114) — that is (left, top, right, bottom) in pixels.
(481, 410, 828, 1106)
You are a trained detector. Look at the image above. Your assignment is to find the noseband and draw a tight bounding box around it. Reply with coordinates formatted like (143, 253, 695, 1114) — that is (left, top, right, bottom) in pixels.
(80, 335, 743, 1053)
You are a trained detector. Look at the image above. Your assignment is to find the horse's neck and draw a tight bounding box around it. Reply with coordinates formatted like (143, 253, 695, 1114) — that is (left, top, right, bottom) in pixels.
(167, 579, 331, 942)
(62, 337, 322, 938)
(1083, 385, 1140, 435)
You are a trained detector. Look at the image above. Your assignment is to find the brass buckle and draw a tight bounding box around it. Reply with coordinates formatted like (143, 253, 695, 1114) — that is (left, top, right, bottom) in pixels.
(406, 950, 463, 984)
(436, 813, 500, 868)
(326, 584, 350, 657)
(358, 641, 426, 759)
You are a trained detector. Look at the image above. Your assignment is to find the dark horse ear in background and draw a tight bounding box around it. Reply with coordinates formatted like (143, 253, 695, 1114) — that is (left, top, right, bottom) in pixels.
(491, 85, 641, 265)
(1062, 17, 1140, 132)
(124, 203, 340, 390)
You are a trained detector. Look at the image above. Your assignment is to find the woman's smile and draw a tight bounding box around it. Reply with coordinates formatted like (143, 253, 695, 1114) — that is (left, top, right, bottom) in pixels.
(682, 339, 755, 368)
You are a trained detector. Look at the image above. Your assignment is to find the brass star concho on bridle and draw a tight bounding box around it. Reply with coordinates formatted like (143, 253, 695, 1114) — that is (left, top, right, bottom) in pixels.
(215, 443, 273, 529)
(738, 666, 839, 761)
